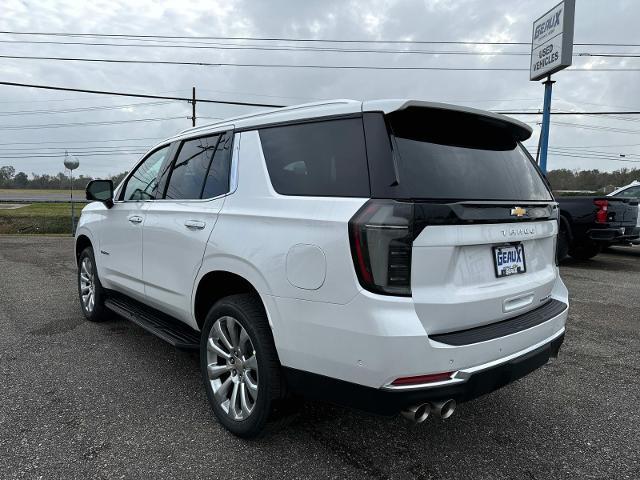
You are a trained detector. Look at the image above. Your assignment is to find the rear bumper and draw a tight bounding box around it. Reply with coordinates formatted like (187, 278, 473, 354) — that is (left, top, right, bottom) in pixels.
(272, 275, 568, 390)
(624, 226, 640, 243)
(588, 226, 639, 242)
(283, 330, 565, 416)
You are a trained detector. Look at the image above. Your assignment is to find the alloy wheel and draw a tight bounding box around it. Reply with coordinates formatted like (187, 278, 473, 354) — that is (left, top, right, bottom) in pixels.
(79, 257, 96, 313)
(206, 316, 259, 421)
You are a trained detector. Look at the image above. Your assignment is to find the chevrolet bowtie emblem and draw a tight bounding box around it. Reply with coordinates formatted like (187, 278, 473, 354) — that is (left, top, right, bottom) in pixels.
(511, 207, 527, 217)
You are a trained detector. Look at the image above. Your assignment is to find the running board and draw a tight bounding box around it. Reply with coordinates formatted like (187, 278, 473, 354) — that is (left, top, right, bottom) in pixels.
(104, 293, 200, 350)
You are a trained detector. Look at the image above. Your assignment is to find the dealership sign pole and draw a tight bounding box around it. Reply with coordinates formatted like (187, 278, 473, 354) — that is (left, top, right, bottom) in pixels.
(530, 0, 575, 174)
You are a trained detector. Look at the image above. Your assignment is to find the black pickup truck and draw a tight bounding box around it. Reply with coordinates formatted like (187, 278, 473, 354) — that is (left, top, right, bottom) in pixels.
(556, 196, 639, 261)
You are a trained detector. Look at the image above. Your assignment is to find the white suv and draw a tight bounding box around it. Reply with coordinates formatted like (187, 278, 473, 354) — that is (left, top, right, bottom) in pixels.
(76, 100, 568, 437)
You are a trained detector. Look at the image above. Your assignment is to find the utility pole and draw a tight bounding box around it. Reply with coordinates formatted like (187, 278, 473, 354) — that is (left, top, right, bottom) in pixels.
(189, 86, 196, 127)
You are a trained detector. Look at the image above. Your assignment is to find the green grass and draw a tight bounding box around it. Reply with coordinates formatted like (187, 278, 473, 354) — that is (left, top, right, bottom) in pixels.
(0, 202, 83, 234)
(0, 188, 84, 195)
(0, 203, 73, 216)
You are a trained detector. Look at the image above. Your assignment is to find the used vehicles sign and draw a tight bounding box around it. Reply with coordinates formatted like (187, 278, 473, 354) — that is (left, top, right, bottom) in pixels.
(530, 0, 575, 81)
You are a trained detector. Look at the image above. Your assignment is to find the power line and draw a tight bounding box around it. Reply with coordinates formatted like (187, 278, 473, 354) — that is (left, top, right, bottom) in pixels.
(196, 87, 320, 102)
(549, 147, 640, 158)
(0, 80, 284, 107)
(546, 152, 640, 164)
(0, 137, 163, 145)
(0, 145, 153, 152)
(2, 30, 640, 47)
(497, 110, 640, 115)
(0, 100, 173, 116)
(539, 142, 640, 149)
(577, 53, 640, 58)
(0, 38, 535, 55)
(2, 54, 640, 71)
(557, 98, 640, 111)
(549, 121, 640, 134)
(2, 82, 640, 128)
(0, 97, 90, 104)
(0, 150, 146, 155)
(1, 38, 636, 58)
(0, 116, 185, 130)
(0, 152, 145, 159)
(549, 152, 640, 161)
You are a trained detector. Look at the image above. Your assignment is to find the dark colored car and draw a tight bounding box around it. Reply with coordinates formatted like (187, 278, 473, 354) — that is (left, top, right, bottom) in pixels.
(556, 196, 640, 261)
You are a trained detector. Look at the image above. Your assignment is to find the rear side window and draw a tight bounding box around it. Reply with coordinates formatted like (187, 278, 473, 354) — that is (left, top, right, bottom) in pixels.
(164, 132, 232, 200)
(202, 132, 233, 199)
(367, 108, 552, 201)
(259, 118, 370, 197)
(614, 186, 640, 198)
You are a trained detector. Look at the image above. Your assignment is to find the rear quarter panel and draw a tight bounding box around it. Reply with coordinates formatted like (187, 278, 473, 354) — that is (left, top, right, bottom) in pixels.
(196, 130, 367, 342)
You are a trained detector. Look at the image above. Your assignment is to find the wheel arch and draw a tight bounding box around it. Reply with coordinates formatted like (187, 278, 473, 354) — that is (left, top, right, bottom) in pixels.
(558, 213, 573, 242)
(193, 270, 270, 331)
(75, 234, 93, 263)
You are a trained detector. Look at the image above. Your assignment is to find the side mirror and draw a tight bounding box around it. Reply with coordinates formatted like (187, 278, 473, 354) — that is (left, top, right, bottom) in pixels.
(86, 179, 114, 208)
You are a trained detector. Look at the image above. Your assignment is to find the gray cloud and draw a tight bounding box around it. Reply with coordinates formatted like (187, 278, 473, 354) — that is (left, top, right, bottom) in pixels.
(1, 0, 639, 177)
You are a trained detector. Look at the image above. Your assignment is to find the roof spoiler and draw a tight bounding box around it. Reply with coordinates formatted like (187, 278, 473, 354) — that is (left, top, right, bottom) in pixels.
(363, 99, 533, 142)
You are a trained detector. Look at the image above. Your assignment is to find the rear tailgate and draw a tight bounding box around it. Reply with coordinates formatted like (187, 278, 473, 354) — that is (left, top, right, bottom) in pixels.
(362, 105, 561, 335)
(411, 206, 558, 334)
(599, 196, 639, 226)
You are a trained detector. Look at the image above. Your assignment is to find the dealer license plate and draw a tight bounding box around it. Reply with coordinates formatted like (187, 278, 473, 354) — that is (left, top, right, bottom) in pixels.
(493, 243, 526, 278)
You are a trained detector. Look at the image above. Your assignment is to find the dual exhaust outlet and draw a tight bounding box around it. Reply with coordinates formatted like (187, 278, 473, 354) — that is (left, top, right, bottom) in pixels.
(401, 399, 456, 424)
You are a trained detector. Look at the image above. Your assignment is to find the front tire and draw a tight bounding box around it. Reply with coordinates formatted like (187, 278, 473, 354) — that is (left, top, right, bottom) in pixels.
(77, 246, 109, 322)
(200, 294, 282, 438)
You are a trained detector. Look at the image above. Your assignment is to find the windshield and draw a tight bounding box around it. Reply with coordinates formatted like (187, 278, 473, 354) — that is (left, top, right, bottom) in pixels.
(383, 107, 552, 202)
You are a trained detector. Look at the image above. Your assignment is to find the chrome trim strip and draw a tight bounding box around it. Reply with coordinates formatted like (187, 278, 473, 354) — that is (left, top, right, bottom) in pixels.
(381, 327, 565, 391)
(228, 132, 240, 194)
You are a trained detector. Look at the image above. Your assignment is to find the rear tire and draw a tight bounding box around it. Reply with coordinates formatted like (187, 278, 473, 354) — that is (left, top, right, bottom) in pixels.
(569, 240, 601, 260)
(200, 294, 283, 439)
(77, 246, 109, 322)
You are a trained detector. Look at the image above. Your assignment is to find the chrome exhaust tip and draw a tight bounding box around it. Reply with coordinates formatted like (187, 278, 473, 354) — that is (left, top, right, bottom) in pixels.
(431, 399, 456, 419)
(400, 403, 431, 423)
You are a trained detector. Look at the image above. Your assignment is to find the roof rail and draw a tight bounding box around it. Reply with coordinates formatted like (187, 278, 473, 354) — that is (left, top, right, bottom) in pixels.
(175, 99, 358, 136)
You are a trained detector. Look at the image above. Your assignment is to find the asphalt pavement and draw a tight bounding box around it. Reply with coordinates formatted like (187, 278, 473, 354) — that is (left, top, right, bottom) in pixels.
(0, 236, 638, 479)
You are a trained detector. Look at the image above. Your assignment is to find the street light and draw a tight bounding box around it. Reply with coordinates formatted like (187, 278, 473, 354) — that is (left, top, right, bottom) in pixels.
(64, 151, 80, 235)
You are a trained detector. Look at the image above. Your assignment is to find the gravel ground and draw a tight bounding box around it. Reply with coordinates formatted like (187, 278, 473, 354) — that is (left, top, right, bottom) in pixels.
(1, 236, 638, 480)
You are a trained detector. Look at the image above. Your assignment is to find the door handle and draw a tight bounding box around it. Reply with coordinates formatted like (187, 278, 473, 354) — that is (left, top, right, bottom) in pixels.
(128, 215, 143, 224)
(184, 220, 206, 230)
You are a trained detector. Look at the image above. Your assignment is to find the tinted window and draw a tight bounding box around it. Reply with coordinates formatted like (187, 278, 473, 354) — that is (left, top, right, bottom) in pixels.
(123, 146, 170, 201)
(614, 186, 640, 198)
(202, 132, 233, 199)
(259, 118, 370, 197)
(165, 133, 231, 200)
(371, 108, 552, 201)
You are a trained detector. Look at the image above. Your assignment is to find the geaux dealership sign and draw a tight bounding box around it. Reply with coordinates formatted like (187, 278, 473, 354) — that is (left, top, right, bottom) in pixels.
(530, 0, 575, 81)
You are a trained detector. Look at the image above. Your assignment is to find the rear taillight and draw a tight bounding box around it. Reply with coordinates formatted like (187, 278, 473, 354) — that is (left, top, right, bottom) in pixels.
(348, 199, 414, 296)
(391, 372, 454, 386)
(594, 199, 609, 224)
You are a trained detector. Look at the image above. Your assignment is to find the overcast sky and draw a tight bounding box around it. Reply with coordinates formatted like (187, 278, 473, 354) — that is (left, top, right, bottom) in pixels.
(1, 0, 639, 177)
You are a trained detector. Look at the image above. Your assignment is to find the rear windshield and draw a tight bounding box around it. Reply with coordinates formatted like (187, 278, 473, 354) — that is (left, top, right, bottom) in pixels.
(381, 108, 552, 201)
